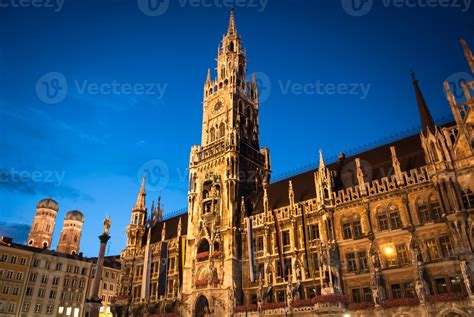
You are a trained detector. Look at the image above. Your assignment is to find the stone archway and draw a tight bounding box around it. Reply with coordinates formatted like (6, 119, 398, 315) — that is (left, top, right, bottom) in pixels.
(436, 307, 469, 317)
(194, 295, 210, 317)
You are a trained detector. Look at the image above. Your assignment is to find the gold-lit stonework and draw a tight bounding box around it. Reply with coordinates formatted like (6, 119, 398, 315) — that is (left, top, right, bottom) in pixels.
(112, 10, 474, 317)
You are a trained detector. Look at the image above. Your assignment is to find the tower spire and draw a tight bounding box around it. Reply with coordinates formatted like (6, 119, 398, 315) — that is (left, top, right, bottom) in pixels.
(135, 176, 146, 210)
(319, 149, 325, 169)
(411, 72, 435, 136)
(227, 8, 236, 35)
(460, 38, 474, 73)
(206, 68, 211, 83)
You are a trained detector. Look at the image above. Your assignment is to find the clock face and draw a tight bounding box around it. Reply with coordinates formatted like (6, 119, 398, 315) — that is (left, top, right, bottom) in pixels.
(212, 101, 222, 114)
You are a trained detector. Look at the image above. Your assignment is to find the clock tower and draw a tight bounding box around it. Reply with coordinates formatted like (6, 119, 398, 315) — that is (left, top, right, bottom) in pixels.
(182, 9, 270, 316)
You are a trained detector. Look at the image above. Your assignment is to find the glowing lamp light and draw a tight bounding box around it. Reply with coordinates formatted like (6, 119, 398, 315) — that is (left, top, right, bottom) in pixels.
(384, 246, 394, 256)
(343, 314, 351, 317)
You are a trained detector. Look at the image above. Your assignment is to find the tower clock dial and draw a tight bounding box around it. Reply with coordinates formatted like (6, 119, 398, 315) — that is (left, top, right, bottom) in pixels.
(212, 101, 223, 114)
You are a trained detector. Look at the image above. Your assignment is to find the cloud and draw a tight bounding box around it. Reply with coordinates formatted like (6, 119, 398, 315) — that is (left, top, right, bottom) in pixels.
(0, 169, 94, 202)
(0, 222, 31, 244)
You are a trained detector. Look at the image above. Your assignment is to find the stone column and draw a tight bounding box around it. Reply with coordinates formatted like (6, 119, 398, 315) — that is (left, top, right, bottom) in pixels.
(85, 221, 111, 317)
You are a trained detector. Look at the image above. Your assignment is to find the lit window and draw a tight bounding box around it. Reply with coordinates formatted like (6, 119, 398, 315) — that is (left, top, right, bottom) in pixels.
(396, 244, 410, 265)
(66, 307, 72, 316)
(427, 239, 441, 260)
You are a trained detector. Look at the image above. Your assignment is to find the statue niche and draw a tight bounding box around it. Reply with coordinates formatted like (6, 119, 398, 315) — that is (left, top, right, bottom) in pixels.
(202, 179, 221, 217)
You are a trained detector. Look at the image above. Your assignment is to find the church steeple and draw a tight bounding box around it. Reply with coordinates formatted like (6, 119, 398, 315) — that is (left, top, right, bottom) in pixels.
(227, 8, 236, 35)
(126, 177, 147, 248)
(461, 38, 474, 73)
(411, 72, 436, 136)
(135, 176, 147, 211)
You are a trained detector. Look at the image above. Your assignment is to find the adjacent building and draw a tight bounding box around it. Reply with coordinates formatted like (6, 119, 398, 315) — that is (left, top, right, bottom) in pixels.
(0, 198, 120, 317)
(113, 10, 474, 317)
(0, 238, 33, 316)
(0, 236, 93, 317)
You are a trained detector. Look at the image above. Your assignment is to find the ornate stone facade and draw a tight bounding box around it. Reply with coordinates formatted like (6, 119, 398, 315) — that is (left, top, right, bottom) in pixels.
(113, 10, 474, 317)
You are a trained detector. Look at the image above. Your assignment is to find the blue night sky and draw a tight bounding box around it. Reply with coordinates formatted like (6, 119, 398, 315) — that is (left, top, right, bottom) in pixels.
(0, 0, 473, 257)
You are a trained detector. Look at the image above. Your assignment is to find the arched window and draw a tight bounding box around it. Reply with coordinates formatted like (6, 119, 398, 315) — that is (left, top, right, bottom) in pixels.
(220, 66, 225, 79)
(62, 234, 67, 241)
(341, 215, 363, 240)
(197, 239, 210, 262)
(462, 188, 474, 210)
(219, 123, 225, 138)
(209, 127, 215, 143)
(197, 239, 210, 253)
(429, 195, 442, 220)
(416, 197, 429, 224)
(246, 107, 252, 120)
(376, 205, 402, 231)
(417, 195, 442, 224)
(430, 142, 439, 162)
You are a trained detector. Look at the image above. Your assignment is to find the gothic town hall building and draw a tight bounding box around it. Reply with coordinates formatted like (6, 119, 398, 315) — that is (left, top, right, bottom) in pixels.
(112, 10, 474, 317)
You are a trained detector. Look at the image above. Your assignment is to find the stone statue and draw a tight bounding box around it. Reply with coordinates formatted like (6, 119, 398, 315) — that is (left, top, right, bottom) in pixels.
(286, 282, 293, 307)
(103, 216, 111, 235)
(461, 260, 473, 296)
(370, 246, 380, 269)
(295, 263, 302, 281)
(370, 271, 381, 304)
(266, 267, 273, 286)
(415, 279, 425, 302)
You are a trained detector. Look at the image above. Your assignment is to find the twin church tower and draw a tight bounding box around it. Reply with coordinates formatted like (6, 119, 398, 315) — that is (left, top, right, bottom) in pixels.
(26, 197, 84, 255)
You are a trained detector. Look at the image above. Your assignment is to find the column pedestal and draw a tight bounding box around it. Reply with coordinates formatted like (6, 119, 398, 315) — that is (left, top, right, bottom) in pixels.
(84, 233, 111, 317)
